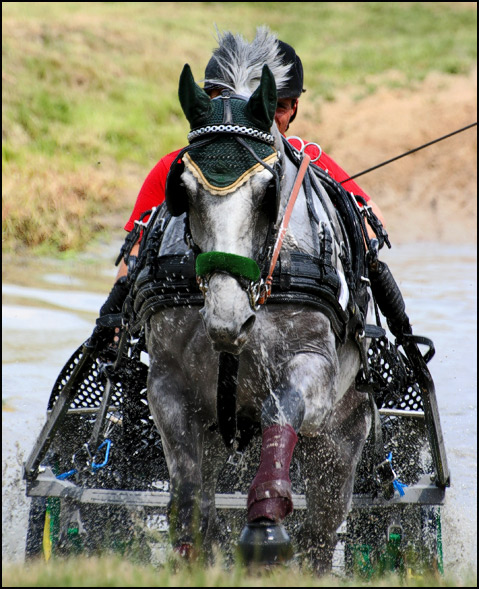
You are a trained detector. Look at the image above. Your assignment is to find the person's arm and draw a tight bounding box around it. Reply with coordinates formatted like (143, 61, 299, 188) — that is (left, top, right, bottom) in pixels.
(95, 152, 177, 342)
(115, 241, 140, 281)
(114, 149, 184, 283)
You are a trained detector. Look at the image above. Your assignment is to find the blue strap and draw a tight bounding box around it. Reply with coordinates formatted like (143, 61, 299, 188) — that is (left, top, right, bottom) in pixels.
(56, 469, 77, 480)
(91, 439, 112, 471)
(387, 452, 408, 497)
(55, 439, 112, 479)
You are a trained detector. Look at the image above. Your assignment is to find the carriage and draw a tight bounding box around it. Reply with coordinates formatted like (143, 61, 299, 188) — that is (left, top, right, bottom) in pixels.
(23, 30, 449, 577)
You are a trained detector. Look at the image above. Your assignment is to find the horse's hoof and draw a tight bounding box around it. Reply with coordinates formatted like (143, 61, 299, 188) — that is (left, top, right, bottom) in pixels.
(238, 521, 293, 565)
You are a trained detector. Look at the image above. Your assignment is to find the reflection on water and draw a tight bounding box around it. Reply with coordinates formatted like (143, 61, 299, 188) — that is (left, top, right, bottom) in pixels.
(2, 243, 477, 573)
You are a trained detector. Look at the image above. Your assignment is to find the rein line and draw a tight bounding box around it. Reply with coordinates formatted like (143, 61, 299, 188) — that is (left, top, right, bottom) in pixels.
(342, 121, 477, 183)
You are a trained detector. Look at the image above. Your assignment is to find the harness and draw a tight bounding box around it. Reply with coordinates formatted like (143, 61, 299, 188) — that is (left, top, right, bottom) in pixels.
(161, 90, 373, 334)
(127, 140, 370, 346)
(129, 247, 350, 341)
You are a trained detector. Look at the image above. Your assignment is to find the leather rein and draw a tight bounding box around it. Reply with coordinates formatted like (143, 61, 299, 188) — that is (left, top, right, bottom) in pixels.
(257, 152, 311, 306)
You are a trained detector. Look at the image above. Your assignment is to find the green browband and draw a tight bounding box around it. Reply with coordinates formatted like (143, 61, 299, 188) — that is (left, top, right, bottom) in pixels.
(196, 251, 261, 283)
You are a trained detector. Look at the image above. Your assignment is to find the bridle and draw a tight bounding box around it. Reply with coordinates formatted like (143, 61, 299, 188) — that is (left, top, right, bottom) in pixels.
(192, 137, 311, 312)
(166, 89, 313, 312)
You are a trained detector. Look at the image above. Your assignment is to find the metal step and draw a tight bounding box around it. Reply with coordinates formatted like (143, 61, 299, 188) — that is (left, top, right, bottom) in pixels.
(26, 468, 445, 508)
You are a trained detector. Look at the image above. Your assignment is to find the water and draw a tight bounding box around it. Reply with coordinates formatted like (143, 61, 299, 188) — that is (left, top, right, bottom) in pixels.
(2, 243, 476, 575)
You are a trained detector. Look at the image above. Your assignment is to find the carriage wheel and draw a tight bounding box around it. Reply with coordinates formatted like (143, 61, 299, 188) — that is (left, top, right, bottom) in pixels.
(26, 490, 153, 561)
(25, 492, 88, 560)
(25, 446, 63, 561)
(25, 415, 162, 560)
(25, 338, 166, 562)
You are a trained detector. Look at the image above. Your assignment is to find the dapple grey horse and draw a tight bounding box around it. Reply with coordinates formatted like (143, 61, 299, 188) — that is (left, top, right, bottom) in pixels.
(144, 30, 371, 572)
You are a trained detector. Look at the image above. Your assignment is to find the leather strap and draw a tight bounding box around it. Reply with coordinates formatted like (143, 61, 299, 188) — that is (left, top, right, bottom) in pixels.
(258, 153, 311, 304)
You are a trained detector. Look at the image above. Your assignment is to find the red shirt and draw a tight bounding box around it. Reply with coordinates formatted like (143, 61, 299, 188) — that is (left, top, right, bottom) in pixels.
(124, 139, 370, 232)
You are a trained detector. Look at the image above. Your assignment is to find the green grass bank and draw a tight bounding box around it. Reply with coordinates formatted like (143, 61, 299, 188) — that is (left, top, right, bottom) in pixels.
(2, 555, 477, 587)
(2, 2, 477, 255)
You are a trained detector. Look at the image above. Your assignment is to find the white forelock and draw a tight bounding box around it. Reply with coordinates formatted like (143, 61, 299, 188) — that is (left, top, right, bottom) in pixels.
(203, 26, 291, 97)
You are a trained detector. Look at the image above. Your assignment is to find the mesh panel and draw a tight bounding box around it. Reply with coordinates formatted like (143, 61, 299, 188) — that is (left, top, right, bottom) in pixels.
(360, 336, 424, 412)
(46, 341, 168, 490)
(187, 96, 275, 187)
(48, 345, 123, 411)
(46, 332, 430, 495)
(49, 336, 426, 425)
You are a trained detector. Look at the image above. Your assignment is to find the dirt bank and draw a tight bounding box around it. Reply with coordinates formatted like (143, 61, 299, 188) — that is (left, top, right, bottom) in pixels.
(294, 69, 477, 245)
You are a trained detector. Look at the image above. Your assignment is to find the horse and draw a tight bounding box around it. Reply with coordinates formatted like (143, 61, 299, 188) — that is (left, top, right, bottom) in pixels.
(140, 30, 374, 572)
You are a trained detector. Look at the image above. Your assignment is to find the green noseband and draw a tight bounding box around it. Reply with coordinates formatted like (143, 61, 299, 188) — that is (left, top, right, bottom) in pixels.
(196, 252, 261, 283)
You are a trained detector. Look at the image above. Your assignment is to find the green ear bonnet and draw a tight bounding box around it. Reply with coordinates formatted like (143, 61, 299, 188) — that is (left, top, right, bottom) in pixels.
(178, 64, 278, 191)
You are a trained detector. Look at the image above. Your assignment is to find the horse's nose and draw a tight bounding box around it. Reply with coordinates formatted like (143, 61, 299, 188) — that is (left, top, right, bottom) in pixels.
(200, 308, 256, 353)
(199, 273, 257, 352)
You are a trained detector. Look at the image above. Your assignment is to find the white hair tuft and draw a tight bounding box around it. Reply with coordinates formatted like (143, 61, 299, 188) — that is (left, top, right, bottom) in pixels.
(203, 26, 291, 97)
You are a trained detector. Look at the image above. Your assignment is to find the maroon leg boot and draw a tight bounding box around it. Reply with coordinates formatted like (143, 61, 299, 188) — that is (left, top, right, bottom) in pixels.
(247, 423, 298, 523)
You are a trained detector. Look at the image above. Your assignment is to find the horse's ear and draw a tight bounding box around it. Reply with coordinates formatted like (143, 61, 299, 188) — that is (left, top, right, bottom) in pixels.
(178, 64, 212, 128)
(245, 64, 277, 131)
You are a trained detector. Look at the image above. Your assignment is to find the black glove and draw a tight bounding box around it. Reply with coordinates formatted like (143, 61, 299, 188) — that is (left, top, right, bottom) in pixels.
(89, 276, 129, 352)
(99, 275, 129, 317)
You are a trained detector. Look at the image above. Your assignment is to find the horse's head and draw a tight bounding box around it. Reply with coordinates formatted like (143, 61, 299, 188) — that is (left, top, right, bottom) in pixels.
(166, 64, 283, 354)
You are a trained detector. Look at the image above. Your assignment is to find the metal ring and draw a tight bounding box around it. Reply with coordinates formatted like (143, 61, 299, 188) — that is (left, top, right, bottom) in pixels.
(287, 136, 305, 152)
(304, 142, 322, 163)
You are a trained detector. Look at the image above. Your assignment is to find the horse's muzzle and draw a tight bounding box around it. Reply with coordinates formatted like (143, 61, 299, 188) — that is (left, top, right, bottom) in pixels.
(199, 274, 256, 354)
(200, 308, 256, 354)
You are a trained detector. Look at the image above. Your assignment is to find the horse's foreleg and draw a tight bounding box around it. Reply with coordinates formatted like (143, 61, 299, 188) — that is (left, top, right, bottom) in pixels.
(147, 364, 206, 554)
(298, 387, 371, 574)
(247, 344, 337, 524)
(247, 386, 305, 523)
(200, 430, 230, 552)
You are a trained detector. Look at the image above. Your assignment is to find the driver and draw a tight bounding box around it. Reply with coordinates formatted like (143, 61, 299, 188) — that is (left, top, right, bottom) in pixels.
(97, 39, 386, 332)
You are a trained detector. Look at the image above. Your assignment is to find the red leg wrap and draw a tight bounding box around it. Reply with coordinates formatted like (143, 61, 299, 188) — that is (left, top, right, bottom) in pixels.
(247, 424, 298, 523)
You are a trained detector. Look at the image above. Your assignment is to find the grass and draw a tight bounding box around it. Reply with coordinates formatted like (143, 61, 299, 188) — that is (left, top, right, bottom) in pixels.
(2, 555, 477, 588)
(2, 2, 477, 254)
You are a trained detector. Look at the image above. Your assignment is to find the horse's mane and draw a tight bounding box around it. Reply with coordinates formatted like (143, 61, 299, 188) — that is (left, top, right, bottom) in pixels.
(203, 26, 291, 97)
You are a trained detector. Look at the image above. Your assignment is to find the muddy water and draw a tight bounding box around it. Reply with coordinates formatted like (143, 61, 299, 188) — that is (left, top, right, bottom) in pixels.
(2, 242, 477, 575)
